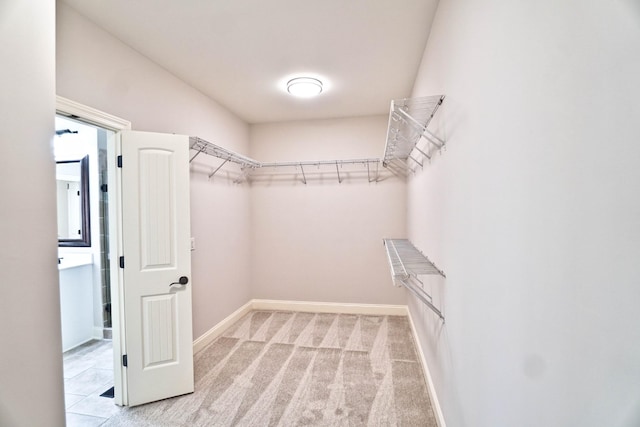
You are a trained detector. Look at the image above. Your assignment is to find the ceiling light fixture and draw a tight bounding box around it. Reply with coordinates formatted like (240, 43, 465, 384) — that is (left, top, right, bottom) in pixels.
(287, 77, 323, 98)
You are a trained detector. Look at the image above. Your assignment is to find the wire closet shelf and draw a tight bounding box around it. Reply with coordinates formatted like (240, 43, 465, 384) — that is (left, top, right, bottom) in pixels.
(383, 95, 445, 173)
(189, 137, 261, 169)
(189, 94, 445, 183)
(189, 137, 381, 183)
(383, 238, 445, 321)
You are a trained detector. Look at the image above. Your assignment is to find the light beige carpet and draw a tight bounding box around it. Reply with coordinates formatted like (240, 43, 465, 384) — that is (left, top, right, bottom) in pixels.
(104, 311, 437, 426)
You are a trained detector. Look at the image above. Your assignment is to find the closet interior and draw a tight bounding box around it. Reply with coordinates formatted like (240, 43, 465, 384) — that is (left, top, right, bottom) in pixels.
(191, 95, 448, 318)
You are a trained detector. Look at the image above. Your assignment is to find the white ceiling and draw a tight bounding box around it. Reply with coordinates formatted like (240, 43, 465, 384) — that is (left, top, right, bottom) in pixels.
(62, 0, 439, 124)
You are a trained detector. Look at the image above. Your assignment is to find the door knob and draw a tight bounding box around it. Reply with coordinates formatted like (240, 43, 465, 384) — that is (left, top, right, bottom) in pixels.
(170, 276, 189, 287)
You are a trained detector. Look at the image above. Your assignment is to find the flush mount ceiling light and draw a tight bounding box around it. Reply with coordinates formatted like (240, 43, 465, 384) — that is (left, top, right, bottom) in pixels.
(287, 77, 323, 98)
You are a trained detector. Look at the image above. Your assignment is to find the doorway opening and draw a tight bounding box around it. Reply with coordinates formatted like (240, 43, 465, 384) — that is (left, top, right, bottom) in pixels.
(56, 95, 132, 411)
(56, 114, 117, 416)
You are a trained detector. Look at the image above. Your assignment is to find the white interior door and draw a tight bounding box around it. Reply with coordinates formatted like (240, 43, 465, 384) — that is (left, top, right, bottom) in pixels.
(120, 130, 194, 406)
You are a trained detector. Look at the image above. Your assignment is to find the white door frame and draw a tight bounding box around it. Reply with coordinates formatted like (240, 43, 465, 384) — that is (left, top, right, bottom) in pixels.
(56, 95, 131, 406)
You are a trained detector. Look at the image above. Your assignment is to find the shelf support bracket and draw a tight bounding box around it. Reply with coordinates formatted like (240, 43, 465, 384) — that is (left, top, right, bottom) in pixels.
(422, 129, 444, 149)
(336, 161, 342, 183)
(208, 157, 230, 178)
(400, 278, 444, 321)
(189, 146, 206, 163)
(299, 164, 307, 185)
(414, 145, 431, 160)
(409, 155, 423, 168)
(396, 108, 444, 150)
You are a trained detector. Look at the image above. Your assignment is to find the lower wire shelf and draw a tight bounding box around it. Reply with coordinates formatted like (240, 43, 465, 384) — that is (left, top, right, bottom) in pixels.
(383, 239, 446, 321)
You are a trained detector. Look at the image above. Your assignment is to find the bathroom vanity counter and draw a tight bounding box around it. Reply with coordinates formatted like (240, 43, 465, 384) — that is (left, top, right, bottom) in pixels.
(58, 253, 92, 270)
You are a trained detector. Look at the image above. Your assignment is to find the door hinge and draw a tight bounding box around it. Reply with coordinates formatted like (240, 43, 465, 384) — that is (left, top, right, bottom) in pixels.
(117, 155, 123, 168)
(119, 256, 125, 269)
(100, 184, 108, 193)
(122, 354, 128, 367)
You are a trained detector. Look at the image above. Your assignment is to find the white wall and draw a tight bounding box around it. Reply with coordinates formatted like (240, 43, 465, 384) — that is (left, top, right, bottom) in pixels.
(56, 2, 252, 339)
(0, 0, 65, 426)
(407, 1, 640, 426)
(250, 116, 406, 305)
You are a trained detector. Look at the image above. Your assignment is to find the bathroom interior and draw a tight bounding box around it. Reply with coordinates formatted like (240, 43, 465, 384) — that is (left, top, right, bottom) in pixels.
(56, 115, 116, 399)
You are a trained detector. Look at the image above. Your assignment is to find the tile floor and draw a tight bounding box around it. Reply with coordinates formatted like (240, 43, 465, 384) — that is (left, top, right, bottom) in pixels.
(63, 339, 121, 426)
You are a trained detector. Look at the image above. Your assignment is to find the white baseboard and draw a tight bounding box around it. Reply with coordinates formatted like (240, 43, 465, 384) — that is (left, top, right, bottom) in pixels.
(251, 299, 408, 316)
(63, 337, 95, 353)
(406, 311, 446, 427)
(193, 299, 408, 353)
(192, 300, 253, 354)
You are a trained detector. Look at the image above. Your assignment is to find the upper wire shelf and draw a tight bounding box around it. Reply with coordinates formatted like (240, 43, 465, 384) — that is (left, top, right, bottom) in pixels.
(189, 137, 383, 184)
(190, 94, 445, 184)
(383, 95, 445, 172)
(383, 238, 445, 320)
(189, 137, 261, 169)
(259, 159, 381, 184)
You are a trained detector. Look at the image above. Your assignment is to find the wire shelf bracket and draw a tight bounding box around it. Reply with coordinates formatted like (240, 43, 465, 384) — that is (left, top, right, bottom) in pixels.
(383, 238, 446, 321)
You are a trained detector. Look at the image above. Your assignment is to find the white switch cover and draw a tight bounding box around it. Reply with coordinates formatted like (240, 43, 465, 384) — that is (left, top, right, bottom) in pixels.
(190, 237, 196, 251)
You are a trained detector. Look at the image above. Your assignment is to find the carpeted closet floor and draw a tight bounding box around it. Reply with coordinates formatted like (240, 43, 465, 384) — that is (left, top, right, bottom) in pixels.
(103, 310, 437, 426)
